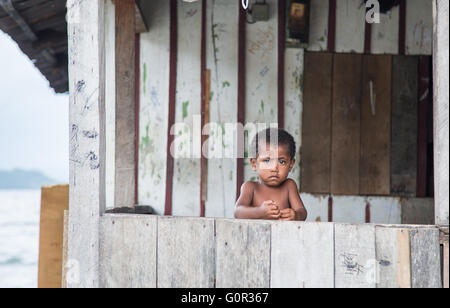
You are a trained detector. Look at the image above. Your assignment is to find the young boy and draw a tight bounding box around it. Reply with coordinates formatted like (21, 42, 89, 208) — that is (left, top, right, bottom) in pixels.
(234, 128, 307, 221)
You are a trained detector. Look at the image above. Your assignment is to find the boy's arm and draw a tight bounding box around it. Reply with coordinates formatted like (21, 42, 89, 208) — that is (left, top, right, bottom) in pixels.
(234, 182, 280, 219)
(284, 179, 307, 221)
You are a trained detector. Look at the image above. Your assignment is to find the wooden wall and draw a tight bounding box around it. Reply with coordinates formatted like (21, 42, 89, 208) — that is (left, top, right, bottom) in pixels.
(101, 0, 434, 217)
(98, 215, 443, 288)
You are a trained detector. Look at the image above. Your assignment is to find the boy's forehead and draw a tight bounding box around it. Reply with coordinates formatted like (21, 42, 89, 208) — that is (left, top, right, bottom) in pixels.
(258, 142, 290, 157)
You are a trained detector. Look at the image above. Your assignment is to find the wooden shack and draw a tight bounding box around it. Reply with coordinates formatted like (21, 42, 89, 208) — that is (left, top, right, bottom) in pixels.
(2, 0, 447, 288)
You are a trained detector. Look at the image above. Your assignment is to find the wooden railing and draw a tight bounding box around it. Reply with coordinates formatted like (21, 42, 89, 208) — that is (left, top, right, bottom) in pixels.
(98, 215, 444, 288)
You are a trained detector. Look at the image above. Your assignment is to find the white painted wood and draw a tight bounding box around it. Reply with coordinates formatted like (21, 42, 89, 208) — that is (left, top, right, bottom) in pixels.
(99, 215, 157, 288)
(271, 221, 334, 288)
(172, 0, 202, 216)
(410, 227, 442, 288)
(105, 0, 115, 210)
(138, 0, 171, 214)
(157, 217, 215, 287)
(367, 196, 401, 224)
(307, 0, 329, 52)
(216, 219, 271, 288)
(301, 193, 329, 222)
(284, 48, 303, 188)
(335, 0, 365, 53)
(332, 195, 366, 224)
(433, 0, 449, 225)
(335, 224, 376, 288)
(67, 0, 105, 288)
(371, 6, 399, 54)
(406, 0, 433, 55)
(375, 226, 411, 288)
(244, 0, 278, 182)
(205, 0, 239, 218)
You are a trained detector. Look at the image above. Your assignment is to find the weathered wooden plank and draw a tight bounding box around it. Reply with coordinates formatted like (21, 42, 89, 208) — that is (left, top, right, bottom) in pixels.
(115, 0, 136, 207)
(444, 242, 449, 289)
(307, 0, 329, 52)
(335, 224, 376, 288)
(433, 0, 449, 225)
(391, 56, 418, 196)
(371, 5, 399, 54)
(38, 185, 69, 288)
(360, 55, 391, 195)
(138, 0, 171, 214)
(332, 195, 366, 224)
(244, 0, 278, 182)
(271, 222, 334, 288)
(335, 0, 365, 53)
(301, 52, 332, 193)
(406, 0, 433, 55)
(172, 0, 202, 216)
(368, 197, 402, 224)
(410, 227, 442, 288)
(61, 210, 69, 288)
(300, 193, 329, 222)
(205, 0, 238, 218)
(99, 215, 157, 288)
(331, 54, 362, 195)
(216, 219, 271, 288)
(284, 48, 303, 187)
(401, 198, 434, 225)
(105, 0, 115, 210)
(67, 0, 105, 288)
(375, 226, 411, 288)
(157, 217, 215, 287)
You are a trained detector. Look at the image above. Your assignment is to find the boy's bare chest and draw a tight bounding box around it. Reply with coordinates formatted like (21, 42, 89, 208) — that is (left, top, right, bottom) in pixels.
(252, 185, 290, 209)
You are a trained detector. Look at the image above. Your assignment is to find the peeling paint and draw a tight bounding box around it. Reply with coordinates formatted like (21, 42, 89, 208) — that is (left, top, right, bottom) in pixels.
(182, 101, 189, 120)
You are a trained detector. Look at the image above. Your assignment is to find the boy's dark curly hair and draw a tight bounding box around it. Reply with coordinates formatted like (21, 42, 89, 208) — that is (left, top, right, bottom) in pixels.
(250, 128, 296, 160)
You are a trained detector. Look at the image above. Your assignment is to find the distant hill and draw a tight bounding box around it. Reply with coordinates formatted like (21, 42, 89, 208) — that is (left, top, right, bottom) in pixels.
(0, 169, 58, 189)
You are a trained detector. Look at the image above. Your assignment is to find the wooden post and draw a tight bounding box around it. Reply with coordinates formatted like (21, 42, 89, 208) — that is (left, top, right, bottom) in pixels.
(67, 0, 105, 287)
(433, 0, 449, 225)
(115, 0, 136, 208)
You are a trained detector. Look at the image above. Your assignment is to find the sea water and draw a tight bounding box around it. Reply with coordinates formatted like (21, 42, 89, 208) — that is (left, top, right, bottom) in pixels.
(0, 190, 41, 288)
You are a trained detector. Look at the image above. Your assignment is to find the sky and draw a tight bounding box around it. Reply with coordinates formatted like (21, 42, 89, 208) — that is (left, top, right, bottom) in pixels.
(0, 31, 69, 183)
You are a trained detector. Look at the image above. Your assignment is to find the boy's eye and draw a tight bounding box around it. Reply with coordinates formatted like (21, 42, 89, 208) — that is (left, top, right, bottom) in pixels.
(279, 160, 286, 165)
(263, 159, 271, 163)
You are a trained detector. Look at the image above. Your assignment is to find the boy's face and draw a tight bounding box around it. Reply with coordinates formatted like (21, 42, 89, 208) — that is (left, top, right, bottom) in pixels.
(250, 142, 295, 187)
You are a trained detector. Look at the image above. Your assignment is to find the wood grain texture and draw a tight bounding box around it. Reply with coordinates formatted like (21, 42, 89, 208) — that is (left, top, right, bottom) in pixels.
(284, 48, 304, 188)
(67, 0, 105, 288)
(115, 0, 136, 207)
(335, 224, 376, 288)
(391, 56, 418, 196)
(216, 219, 271, 288)
(38, 185, 69, 288)
(410, 227, 442, 288)
(99, 215, 157, 288)
(171, 0, 202, 217)
(301, 52, 332, 193)
(375, 226, 411, 288)
(433, 0, 449, 225)
(271, 222, 334, 288)
(138, 0, 171, 214)
(205, 0, 239, 218)
(335, 0, 365, 53)
(405, 0, 433, 55)
(360, 55, 391, 195)
(331, 54, 362, 195)
(157, 217, 215, 287)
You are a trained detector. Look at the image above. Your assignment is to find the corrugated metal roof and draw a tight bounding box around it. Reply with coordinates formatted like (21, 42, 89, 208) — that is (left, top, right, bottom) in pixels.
(0, 0, 68, 93)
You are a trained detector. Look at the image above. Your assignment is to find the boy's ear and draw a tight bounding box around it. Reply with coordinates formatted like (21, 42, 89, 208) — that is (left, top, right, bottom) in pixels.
(250, 158, 257, 171)
(289, 158, 295, 171)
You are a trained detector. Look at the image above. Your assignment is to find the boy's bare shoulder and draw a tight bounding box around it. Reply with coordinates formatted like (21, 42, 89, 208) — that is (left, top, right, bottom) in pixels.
(241, 180, 258, 192)
(284, 178, 299, 191)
